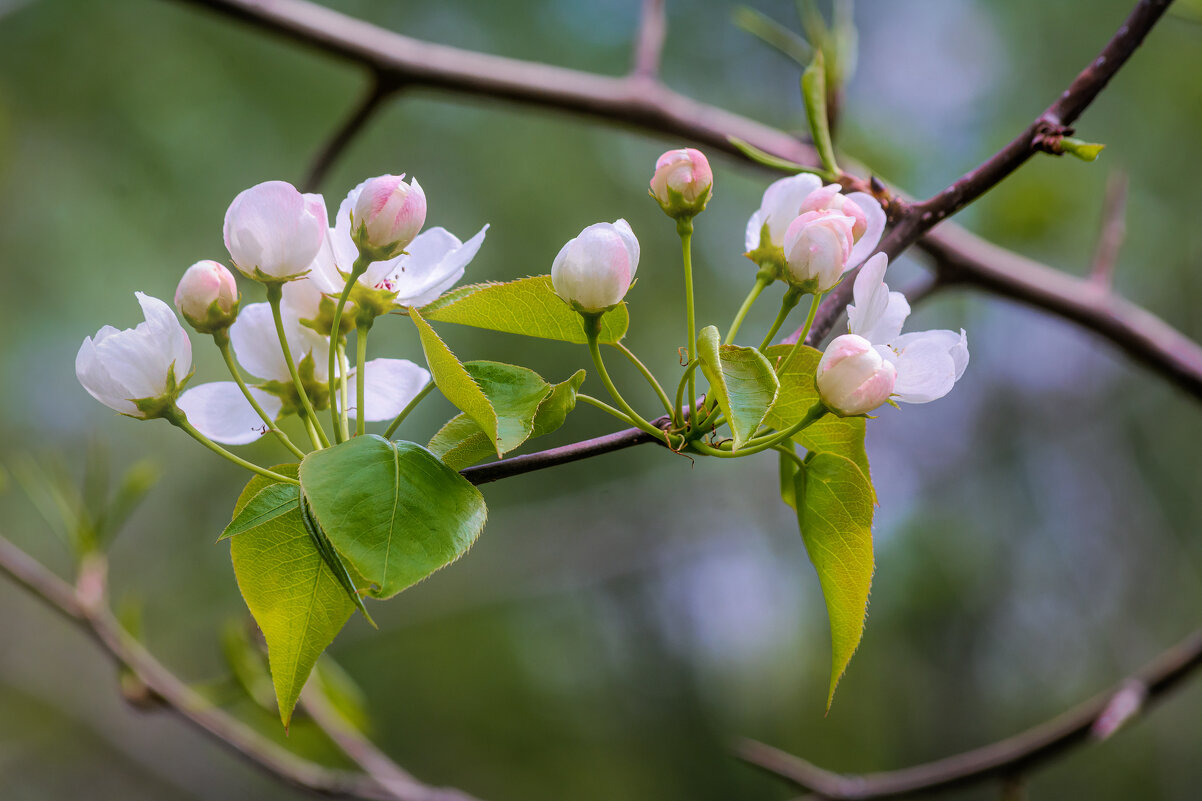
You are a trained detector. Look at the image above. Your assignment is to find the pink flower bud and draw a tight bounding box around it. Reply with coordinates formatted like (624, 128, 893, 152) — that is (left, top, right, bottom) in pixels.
(816, 334, 897, 416)
(800, 184, 868, 241)
(223, 181, 327, 282)
(351, 174, 427, 259)
(175, 260, 240, 333)
(782, 210, 856, 293)
(551, 220, 640, 314)
(649, 148, 713, 219)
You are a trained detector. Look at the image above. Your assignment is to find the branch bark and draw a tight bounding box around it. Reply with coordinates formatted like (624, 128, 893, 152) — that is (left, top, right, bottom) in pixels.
(736, 626, 1202, 800)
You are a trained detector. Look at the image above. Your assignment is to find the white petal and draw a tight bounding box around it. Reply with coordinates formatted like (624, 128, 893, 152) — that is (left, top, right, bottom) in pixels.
(136, 292, 193, 380)
(847, 253, 910, 343)
(759, 173, 823, 246)
(231, 304, 290, 381)
(346, 359, 431, 422)
(845, 191, 886, 268)
(393, 225, 488, 308)
(177, 382, 283, 445)
(611, 218, 640, 278)
(76, 334, 138, 415)
(891, 331, 961, 403)
(744, 209, 766, 252)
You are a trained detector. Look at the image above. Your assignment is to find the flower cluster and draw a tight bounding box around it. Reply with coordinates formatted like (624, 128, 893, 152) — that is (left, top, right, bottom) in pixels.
(77, 175, 487, 448)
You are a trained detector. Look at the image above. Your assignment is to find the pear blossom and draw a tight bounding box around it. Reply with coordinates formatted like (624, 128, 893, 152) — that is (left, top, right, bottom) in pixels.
(350, 174, 427, 260)
(76, 293, 192, 418)
(744, 174, 885, 270)
(816, 334, 897, 417)
(649, 148, 713, 219)
(551, 219, 640, 313)
(177, 301, 431, 444)
(782, 209, 857, 293)
(818, 253, 968, 415)
(223, 181, 327, 282)
(175, 260, 240, 333)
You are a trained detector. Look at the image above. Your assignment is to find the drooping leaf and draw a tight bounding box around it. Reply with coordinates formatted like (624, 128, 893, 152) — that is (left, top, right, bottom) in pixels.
(228, 465, 356, 728)
(794, 451, 874, 709)
(420, 275, 628, 344)
(300, 436, 487, 600)
(429, 369, 587, 470)
(464, 360, 552, 456)
(696, 325, 779, 449)
(219, 482, 298, 541)
(763, 344, 871, 483)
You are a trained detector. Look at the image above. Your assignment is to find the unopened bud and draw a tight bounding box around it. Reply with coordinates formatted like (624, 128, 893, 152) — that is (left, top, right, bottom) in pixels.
(175, 260, 240, 333)
(816, 334, 896, 416)
(649, 148, 713, 220)
(551, 219, 640, 314)
(351, 174, 427, 260)
(782, 210, 855, 293)
(223, 181, 327, 282)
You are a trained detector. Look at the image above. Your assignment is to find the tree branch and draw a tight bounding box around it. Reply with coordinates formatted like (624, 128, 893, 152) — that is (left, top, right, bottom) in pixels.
(631, 0, 667, 80)
(0, 533, 471, 801)
(736, 626, 1202, 799)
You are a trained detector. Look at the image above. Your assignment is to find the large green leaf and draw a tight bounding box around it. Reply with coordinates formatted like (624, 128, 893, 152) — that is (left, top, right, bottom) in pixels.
(763, 344, 871, 482)
(794, 452, 875, 709)
(429, 370, 587, 470)
(299, 436, 487, 600)
(420, 275, 628, 344)
(696, 325, 779, 449)
(464, 360, 552, 456)
(228, 466, 356, 728)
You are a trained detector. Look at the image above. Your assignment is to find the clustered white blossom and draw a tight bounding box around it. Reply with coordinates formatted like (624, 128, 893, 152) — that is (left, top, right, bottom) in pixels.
(76, 175, 487, 443)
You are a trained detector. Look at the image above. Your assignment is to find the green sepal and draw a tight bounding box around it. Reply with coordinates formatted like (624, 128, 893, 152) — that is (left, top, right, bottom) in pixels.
(131, 362, 191, 420)
(182, 294, 241, 335)
(258, 353, 331, 416)
(348, 280, 399, 322)
(650, 182, 712, 221)
(298, 293, 356, 338)
(745, 222, 785, 281)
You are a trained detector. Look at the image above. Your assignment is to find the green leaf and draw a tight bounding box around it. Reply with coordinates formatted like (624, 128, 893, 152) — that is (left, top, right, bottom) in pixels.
(1059, 137, 1105, 162)
(300, 436, 487, 600)
(229, 465, 356, 728)
(727, 135, 831, 178)
(696, 325, 779, 449)
(732, 6, 811, 65)
(219, 482, 299, 541)
(794, 452, 874, 709)
(420, 275, 628, 344)
(763, 344, 870, 483)
(464, 360, 553, 456)
(428, 369, 586, 470)
(779, 445, 800, 510)
(802, 49, 839, 175)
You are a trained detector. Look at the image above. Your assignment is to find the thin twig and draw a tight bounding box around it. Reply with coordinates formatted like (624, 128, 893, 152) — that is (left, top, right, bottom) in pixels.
(1090, 169, 1129, 288)
(736, 626, 1202, 800)
(631, 0, 667, 80)
(303, 78, 396, 192)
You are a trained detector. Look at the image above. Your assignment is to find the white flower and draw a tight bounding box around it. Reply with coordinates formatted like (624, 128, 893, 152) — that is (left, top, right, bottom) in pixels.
(374, 225, 489, 308)
(551, 219, 640, 313)
(745, 174, 885, 269)
(177, 302, 432, 444)
(782, 210, 857, 293)
(175, 260, 240, 333)
(842, 253, 969, 406)
(76, 293, 192, 418)
(816, 334, 897, 417)
(223, 181, 328, 281)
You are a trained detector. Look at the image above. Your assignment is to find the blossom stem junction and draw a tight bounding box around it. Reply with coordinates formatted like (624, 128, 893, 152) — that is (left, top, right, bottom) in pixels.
(678, 217, 698, 428)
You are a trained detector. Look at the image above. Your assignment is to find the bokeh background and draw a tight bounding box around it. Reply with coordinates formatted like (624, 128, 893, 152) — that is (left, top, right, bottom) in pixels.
(2, 0, 1201, 798)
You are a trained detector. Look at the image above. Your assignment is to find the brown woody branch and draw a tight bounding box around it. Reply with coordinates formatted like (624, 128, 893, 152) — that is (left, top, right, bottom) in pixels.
(737, 626, 1202, 799)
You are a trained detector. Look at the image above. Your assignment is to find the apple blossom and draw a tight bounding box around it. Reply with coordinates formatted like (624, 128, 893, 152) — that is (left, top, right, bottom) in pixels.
(782, 210, 857, 293)
(175, 260, 240, 333)
(817, 252, 969, 414)
(350, 174, 427, 260)
(551, 219, 640, 314)
(223, 181, 327, 282)
(649, 148, 713, 219)
(816, 334, 897, 417)
(76, 293, 193, 418)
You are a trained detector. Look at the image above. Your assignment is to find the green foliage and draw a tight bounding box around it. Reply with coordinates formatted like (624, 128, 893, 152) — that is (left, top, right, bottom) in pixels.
(421, 275, 629, 344)
(429, 370, 586, 470)
(802, 49, 839, 175)
(695, 326, 779, 449)
(219, 482, 298, 541)
(763, 344, 870, 481)
(228, 465, 356, 728)
(793, 452, 875, 709)
(299, 436, 487, 600)
(464, 360, 553, 456)
(779, 445, 800, 510)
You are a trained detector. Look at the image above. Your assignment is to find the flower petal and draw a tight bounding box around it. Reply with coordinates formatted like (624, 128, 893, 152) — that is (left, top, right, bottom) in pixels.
(345, 358, 431, 422)
(135, 291, 192, 381)
(177, 382, 283, 445)
(847, 253, 909, 344)
(744, 209, 767, 252)
(890, 330, 963, 403)
(845, 191, 886, 268)
(755, 173, 824, 247)
(385, 225, 488, 307)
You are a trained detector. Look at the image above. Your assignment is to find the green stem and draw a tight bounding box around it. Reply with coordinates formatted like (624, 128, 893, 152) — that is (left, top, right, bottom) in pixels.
(214, 333, 306, 460)
(614, 342, 674, 417)
(773, 443, 806, 471)
(355, 322, 370, 437)
(777, 291, 823, 375)
(382, 381, 435, 440)
(725, 275, 771, 344)
(166, 407, 299, 485)
(577, 393, 637, 425)
(337, 341, 351, 442)
(326, 254, 372, 443)
(673, 360, 701, 428)
(759, 286, 804, 352)
(584, 319, 673, 447)
(734, 401, 828, 456)
(678, 218, 698, 427)
(266, 284, 329, 449)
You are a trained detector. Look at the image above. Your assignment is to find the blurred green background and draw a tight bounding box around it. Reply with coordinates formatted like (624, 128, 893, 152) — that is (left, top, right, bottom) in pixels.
(2, 0, 1201, 798)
